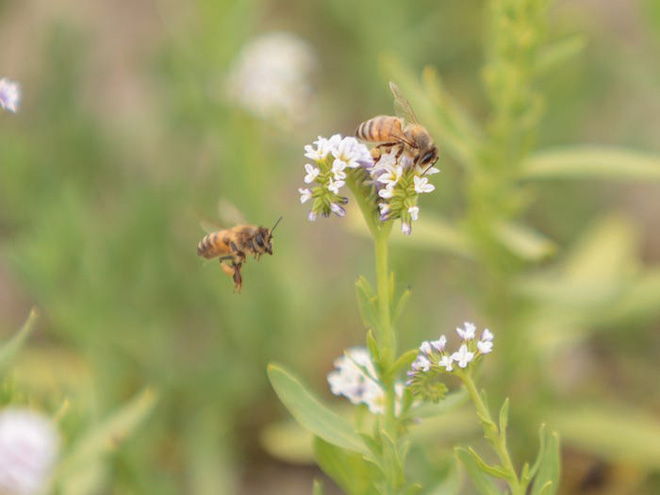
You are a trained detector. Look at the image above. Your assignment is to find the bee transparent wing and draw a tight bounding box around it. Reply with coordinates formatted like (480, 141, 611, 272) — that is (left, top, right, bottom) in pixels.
(200, 220, 222, 234)
(217, 198, 247, 226)
(389, 81, 420, 124)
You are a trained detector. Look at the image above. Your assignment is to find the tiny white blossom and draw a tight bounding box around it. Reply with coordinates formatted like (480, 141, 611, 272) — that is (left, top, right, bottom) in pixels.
(332, 136, 373, 168)
(451, 344, 475, 368)
(439, 355, 454, 372)
(304, 164, 320, 183)
(401, 221, 412, 236)
(298, 188, 312, 204)
(378, 203, 391, 220)
(419, 341, 432, 355)
(330, 202, 346, 217)
(481, 329, 493, 341)
(414, 176, 435, 194)
(430, 335, 446, 352)
(456, 322, 476, 341)
(424, 167, 441, 175)
(331, 159, 347, 180)
(477, 339, 493, 354)
(0, 409, 59, 495)
(327, 179, 345, 195)
(411, 354, 431, 372)
(378, 185, 395, 199)
(408, 206, 419, 221)
(0, 78, 21, 114)
(308, 210, 317, 221)
(377, 164, 404, 187)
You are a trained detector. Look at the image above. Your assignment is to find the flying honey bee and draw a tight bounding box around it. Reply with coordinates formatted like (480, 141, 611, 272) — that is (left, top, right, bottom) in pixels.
(356, 81, 438, 170)
(197, 217, 282, 292)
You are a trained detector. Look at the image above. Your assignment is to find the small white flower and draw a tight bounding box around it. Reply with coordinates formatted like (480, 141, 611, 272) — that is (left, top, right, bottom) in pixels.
(439, 355, 454, 372)
(332, 136, 373, 168)
(0, 408, 59, 495)
(430, 335, 446, 352)
(401, 221, 412, 236)
(378, 185, 395, 199)
(424, 166, 440, 175)
(378, 203, 391, 220)
(303, 164, 320, 183)
(481, 329, 493, 342)
(456, 322, 476, 341)
(330, 202, 346, 217)
(331, 159, 347, 180)
(477, 340, 493, 354)
(419, 341, 432, 355)
(451, 344, 475, 369)
(0, 78, 21, 114)
(413, 176, 435, 194)
(298, 188, 312, 204)
(327, 179, 345, 195)
(377, 164, 403, 188)
(411, 354, 431, 372)
(408, 205, 419, 221)
(308, 210, 317, 221)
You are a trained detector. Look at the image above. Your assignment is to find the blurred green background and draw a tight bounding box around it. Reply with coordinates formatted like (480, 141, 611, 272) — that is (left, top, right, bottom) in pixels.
(1, 0, 660, 493)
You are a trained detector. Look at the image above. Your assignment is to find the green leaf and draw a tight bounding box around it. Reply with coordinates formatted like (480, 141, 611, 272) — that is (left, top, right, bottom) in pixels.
(356, 276, 380, 332)
(403, 484, 423, 495)
(498, 399, 510, 436)
(534, 36, 586, 74)
(492, 221, 556, 261)
(530, 428, 560, 495)
(393, 287, 412, 324)
(268, 364, 369, 455)
(388, 349, 418, 379)
(313, 437, 380, 495)
(56, 388, 158, 483)
(527, 425, 548, 482)
(389, 213, 475, 259)
(0, 308, 38, 376)
(366, 330, 380, 367)
(426, 456, 462, 495)
(380, 429, 406, 490)
(455, 447, 500, 495)
(550, 405, 660, 468)
(520, 146, 660, 182)
(313, 479, 325, 495)
(466, 447, 510, 480)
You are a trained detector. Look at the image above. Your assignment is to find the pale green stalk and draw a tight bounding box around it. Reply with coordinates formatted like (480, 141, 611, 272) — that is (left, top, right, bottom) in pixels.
(461, 371, 525, 495)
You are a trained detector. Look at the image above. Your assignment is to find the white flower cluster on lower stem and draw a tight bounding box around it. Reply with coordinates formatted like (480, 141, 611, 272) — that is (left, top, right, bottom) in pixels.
(299, 135, 373, 220)
(407, 322, 493, 402)
(0, 408, 59, 495)
(0, 78, 21, 114)
(327, 347, 403, 416)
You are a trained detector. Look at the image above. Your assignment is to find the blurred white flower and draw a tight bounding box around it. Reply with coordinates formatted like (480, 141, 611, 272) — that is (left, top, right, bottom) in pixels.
(0, 78, 21, 114)
(451, 344, 475, 369)
(413, 176, 435, 194)
(456, 322, 477, 341)
(0, 409, 59, 495)
(298, 188, 312, 204)
(303, 164, 320, 183)
(226, 32, 317, 127)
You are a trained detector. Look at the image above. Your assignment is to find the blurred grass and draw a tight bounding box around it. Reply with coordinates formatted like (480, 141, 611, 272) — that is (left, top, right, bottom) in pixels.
(1, 0, 660, 493)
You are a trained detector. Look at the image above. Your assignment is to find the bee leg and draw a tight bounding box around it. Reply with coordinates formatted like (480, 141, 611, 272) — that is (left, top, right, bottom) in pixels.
(232, 263, 243, 292)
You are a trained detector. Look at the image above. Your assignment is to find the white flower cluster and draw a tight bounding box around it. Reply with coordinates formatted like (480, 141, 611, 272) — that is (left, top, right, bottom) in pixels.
(225, 32, 317, 127)
(368, 152, 439, 235)
(0, 408, 59, 495)
(407, 323, 493, 401)
(327, 347, 403, 415)
(0, 78, 21, 114)
(299, 135, 373, 220)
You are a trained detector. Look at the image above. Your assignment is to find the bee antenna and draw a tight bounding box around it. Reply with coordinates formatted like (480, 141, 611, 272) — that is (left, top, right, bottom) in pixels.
(271, 216, 283, 232)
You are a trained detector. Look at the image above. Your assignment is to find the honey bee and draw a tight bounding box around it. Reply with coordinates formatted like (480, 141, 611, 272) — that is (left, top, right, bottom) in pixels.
(197, 217, 281, 292)
(356, 81, 438, 169)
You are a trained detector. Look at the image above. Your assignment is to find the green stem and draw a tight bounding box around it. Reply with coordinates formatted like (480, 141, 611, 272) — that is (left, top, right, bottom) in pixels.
(462, 372, 524, 495)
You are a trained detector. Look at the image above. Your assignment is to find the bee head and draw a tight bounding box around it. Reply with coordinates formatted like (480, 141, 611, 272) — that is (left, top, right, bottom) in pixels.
(418, 146, 438, 167)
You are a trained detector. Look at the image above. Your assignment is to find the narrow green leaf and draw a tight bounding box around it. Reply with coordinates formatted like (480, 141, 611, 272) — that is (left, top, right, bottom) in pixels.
(366, 330, 380, 367)
(56, 388, 158, 479)
(534, 36, 586, 74)
(498, 399, 510, 436)
(313, 478, 325, 495)
(268, 364, 368, 455)
(388, 349, 418, 380)
(455, 447, 500, 495)
(393, 287, 412, 324)
(389, 213, 474, 259)
(521, 462, 532, 487)
(0, 307, 38, 375)
(380, 429, 405, 489)
(313, 437, 380, 495)
(403, 484, 423, 495)
(528, 424, 548, 480)
(356, 276, 380, 332)
(467, 447, 510, 480)
(492, 221, 556, 261)
(520, 146, 660, 182)
(531, 430, 560, 495)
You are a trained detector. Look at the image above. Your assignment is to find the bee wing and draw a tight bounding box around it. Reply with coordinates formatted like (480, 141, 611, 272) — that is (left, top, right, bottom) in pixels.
(217, 198, 247, 226)
(389, 81, 419, 124)
(200, 219, 222, 234)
